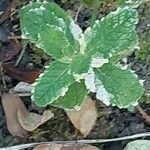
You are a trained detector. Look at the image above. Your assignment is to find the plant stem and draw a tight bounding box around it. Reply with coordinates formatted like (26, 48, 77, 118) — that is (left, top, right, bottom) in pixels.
(15, 41, 28, 66)
(135, 105, 150, 123)
(75, 5, 83, 23)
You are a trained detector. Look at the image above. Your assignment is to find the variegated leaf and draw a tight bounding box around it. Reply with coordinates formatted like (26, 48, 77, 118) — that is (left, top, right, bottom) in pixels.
(20, 2, 79, 62)
(85, 7, 138, 62)
(32, 61, 74, 107)
(52, 81, 88, 109)
(86, 63, 144, 108)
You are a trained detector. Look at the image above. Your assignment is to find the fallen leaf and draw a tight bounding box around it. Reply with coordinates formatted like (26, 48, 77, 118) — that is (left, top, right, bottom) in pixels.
(33, 143, 100, 150)
(1, 93, 28, 138)
(66, 97, 97, 137)
(3, 40, 21, 61)
(2, 63, 42, 83)
(11, 82, 33, 93)
(18, 109, 54, 131)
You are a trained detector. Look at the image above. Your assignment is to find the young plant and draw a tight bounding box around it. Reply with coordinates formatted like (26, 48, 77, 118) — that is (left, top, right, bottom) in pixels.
(20, 1, 144, 110)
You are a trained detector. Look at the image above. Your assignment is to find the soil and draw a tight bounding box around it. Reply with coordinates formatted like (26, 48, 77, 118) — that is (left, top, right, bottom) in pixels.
(0, 0, 150, 150)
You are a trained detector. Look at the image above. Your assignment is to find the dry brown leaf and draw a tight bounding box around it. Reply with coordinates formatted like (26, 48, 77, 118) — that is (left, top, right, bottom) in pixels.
(66, 97, 97, 137)
(18, 109, 54, 131)
(2, 63, 42, 83)
(33, 143, 100, 150)
(1, 93, 28, 138)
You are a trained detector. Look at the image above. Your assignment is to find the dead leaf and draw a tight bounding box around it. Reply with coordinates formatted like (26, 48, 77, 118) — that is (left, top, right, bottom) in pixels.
(2, 63, 42, 83)
(33, 143, 100, 150)
(11, 82, 33, 93)
(3, 40, 21, 61)
(1, 93, 28, 138)
(18, 109, 54, 131)
(66, 97, 97, 137)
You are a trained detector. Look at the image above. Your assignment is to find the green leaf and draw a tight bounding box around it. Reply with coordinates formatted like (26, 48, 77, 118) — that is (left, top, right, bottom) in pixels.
(52, 81, 88, 109)
(124, 140, 150, 150)
(32, 61, 74, 107)
(69, 53, 109, 75)
(20, 2, 78, 62)
(116, 0, 126, 4)
(84, 7, 138, 61)
(69, 54, 91, 75)
(93, 63, 144, 108)
(116, 0, 142, 8)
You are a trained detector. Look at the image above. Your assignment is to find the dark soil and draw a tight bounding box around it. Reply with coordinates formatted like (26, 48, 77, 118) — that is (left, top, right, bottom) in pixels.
(0, 0, 150, 150)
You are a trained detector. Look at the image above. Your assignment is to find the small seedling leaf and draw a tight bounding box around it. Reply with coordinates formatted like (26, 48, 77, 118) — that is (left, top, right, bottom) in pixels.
(94, 63, 144, 108)
(52, 81, 88, 109)
(69, 54, 91, 75)
(20, 2, 79, 62)
(124, 140, 150, 150)
(32, 61, 74, 107)
(85, 7, 138, 62)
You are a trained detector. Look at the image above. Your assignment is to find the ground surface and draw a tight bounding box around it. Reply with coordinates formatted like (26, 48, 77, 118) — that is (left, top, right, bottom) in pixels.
(0, 0, 150, 150)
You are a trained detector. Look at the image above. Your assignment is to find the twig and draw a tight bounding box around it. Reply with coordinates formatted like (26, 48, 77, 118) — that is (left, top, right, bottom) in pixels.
(8, 36, 22, 40)
(0, 132, 150, 150)
(135, 105, 150, 123)
(14, 41, 28, 66)
(0, 62, 7, 89)
(75, 5, 83, 23)
(0, 0, 20, 25)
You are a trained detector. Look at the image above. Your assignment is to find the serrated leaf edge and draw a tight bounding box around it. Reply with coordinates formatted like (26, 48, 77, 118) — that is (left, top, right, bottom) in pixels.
(20, 2, 78, 62)
(84, 6, 139, 60)
(85, 64, 144, 108)
(36, 24, 75, 62)
(31, 64, 74, 106)
(69, 21, 86, 54)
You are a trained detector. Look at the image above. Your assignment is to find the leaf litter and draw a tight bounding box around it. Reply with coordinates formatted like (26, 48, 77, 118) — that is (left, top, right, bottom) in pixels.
(1, 40, 22, 61)
(1, 93, 54, 137)
(2, 63, 42, 84)
(66, 97, 97, 137)
(10, 82, 34, 96)
(18, 109, 54, 131)
(1, 93, 28, 138)
(33, 143, 100, 150)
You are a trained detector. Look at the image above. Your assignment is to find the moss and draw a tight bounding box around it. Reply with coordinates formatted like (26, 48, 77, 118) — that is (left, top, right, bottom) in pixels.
(136, 30, 150, 61)
(136, 2, 150, 61)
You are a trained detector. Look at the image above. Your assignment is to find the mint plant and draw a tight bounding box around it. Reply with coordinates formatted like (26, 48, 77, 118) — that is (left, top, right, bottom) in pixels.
(20, 2, 144, 110)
